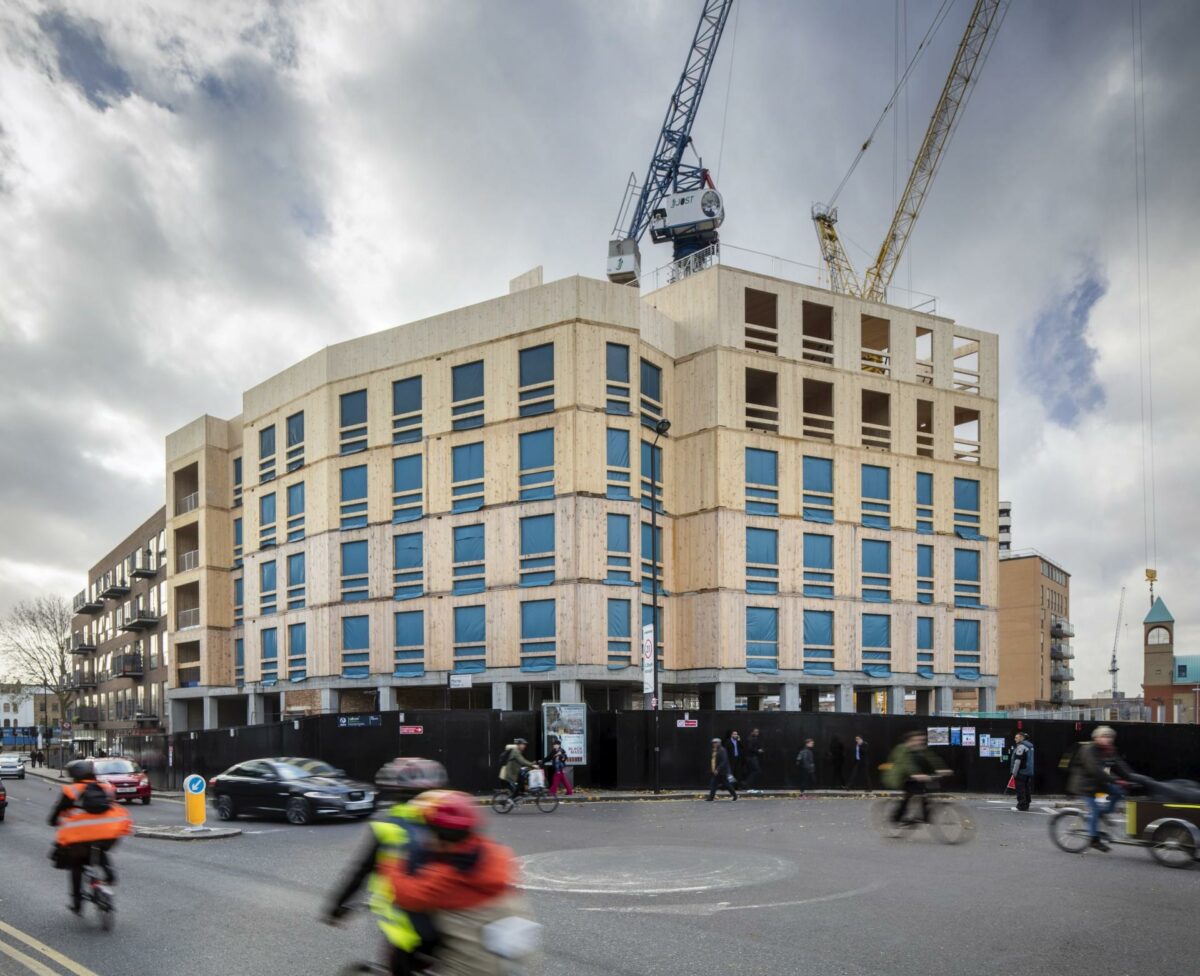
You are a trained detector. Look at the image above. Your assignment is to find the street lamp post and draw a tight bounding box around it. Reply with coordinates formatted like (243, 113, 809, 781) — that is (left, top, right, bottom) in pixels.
(649, 418, 670, 794)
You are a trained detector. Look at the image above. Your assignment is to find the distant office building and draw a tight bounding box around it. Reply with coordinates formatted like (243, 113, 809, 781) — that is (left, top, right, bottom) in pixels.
(997, 549, 1073, 708)
(1141, 597, 1197, 723)
(998, 501, 1011, 551)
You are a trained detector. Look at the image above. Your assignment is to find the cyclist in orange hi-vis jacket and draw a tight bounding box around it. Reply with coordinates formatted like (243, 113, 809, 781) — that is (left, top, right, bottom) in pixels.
(49, 760, 133, 915)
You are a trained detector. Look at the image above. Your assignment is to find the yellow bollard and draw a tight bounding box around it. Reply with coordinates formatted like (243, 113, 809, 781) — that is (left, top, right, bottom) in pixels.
(183, 773, 207, 829)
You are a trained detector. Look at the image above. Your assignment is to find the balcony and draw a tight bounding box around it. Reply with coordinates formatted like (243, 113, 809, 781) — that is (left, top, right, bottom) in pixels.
(1051, 620, 1075, 639)
(1050, 643, 1075, 661)
(113, 653, 144, 678)
(114, 701, 141, 721)
(134, 711, 163, 727)
(177, 607, 201, 630)
(68, 671, 97, 691)
(72, 707, 99, 725)
(73, 590, 104, 615)
(99, 576, 131, 599)
(1050, 690, 1067, 705)
(175, 491, 200, 516)
(120, 607, 160, 632)
(177, 549, 200, 573)
(70, 633, 97, 655)
(1051, 667, 1074, 683)
(130, 551, 158, 579)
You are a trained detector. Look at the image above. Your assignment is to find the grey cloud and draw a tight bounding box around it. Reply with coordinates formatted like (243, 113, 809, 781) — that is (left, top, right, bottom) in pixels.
(36, 9, 131, 110)
(1024, 268, 1107, 427)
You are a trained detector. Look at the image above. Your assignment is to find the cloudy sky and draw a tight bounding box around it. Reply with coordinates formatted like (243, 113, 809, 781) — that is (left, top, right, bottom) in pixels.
(1, 1, 1195, 696)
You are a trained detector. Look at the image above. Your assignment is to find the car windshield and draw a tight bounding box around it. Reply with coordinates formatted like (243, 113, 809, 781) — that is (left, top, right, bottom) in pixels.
(94, 760, 137, 776)
(274, 762, 334, 780)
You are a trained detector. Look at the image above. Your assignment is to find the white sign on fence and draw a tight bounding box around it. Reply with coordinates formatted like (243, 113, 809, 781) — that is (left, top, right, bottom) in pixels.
(642, 624, 655, 694)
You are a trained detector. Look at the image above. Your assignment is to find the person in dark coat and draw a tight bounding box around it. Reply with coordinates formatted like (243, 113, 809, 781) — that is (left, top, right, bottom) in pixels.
(705, 738, 737, 802)
(725, 730, 743, 781)
(847, 735, 872, 789)
(795, 739, 816, 794)
(742, 729, 764, 793)
(827, 737, 846, 789)
(1010, 732, 1035, 811)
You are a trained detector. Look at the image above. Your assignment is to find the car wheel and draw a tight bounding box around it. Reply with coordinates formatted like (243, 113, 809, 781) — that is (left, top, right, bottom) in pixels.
(216, 795, 237, 821)
(141, 797, 151, 806)
(285, 797, 312, 826)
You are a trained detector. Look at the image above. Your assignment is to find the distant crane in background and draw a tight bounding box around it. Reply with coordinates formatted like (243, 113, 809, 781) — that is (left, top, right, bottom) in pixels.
(813, 0, 1009, 303)
(607, 0, 735, 285)
(1110, 586, 1126, 699)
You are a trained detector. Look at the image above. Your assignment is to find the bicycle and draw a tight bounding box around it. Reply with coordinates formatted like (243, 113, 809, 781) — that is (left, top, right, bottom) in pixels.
(81, 852, 116, 931)
(492, 766, 559, 815)
(870, 780, 976, 845)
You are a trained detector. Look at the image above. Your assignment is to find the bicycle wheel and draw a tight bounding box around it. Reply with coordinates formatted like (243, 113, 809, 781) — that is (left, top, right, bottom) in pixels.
(535, 790, 559, 813)
(1049, 809, 1091, 854)
(926, 801, 976, 845)
(870, 796, 903, 838)
(491, 790, 515, 814)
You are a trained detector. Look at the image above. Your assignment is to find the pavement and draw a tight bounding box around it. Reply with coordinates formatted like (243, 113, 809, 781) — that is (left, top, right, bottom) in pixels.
(0, 773, 1195, 976)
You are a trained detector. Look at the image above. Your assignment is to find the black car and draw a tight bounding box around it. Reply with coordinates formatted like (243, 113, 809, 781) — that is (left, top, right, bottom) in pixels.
(207, 758, 376, 825)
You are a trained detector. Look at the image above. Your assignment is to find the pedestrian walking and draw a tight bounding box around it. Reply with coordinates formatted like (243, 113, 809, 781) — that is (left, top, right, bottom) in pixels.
(827, 736, 846, 789)
(742, 729, 764, 793)
(725, 730, 743, 782)
(795, 738, 816, 794)
(544, 741, 574, 797)
(705, 738, 738, 802)
(847, 735, 872, 789)
(1011, 732, 1035, 811)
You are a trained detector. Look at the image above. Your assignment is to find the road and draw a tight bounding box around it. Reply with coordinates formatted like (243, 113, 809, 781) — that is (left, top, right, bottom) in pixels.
(0, 775, 1196, 976)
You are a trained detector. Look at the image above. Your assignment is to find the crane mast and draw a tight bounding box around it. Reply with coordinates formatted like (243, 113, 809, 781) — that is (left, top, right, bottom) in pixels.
(608, 0, 735, 284)
(1110, 586, 1126, 699)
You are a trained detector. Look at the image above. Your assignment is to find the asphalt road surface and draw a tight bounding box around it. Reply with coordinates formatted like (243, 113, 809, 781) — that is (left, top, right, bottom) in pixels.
(1, 776, 1196, 976)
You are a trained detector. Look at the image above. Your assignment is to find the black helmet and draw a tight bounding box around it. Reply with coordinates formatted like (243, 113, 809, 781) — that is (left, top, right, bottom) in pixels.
(66, 759, 94, 782)
(514, 738, 528, 745)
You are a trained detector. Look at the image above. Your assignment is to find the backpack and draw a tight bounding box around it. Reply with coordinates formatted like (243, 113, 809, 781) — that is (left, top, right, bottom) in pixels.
(497, 748, 510, 767)
(79, 781, 113, 815)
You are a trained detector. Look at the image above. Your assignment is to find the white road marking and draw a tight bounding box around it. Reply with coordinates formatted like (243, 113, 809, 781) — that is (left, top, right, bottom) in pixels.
(580, 880, 888, 916)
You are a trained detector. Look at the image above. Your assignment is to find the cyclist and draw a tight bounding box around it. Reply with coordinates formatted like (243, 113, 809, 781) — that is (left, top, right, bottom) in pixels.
(498, 738, 535, 798)
(48, 759, 133, 915)
(1073, 725, 1134, 852)
(324, 758, 448, 975)
(884, 731, 951, 827)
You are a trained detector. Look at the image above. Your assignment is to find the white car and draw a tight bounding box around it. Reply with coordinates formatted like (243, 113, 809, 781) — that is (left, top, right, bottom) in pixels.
(0, 757, 26, 779)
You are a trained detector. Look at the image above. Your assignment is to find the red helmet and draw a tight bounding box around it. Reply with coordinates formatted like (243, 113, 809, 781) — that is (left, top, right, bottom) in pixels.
(415, 790, 479, 834)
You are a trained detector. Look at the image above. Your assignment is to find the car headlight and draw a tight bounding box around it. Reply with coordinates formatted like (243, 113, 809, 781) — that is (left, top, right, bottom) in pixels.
(304, 791, 343, 800)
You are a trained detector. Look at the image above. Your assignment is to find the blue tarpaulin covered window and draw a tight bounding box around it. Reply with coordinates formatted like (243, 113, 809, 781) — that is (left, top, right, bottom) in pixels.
(341, 540, 369, 602)
(863, 613, 891, 649)
(340, 465, 368, 529)
(286, 482, 305, 542)
(452, 524, 485, 595)
(520, 599, 557, 671)
(803, 533, 834, 598)
(453, 606, 486, 673)
(640, 359, 663, 429)
(916, 472, 933, 534)
(261, 627, 278, 682)
(746, 607, 779, 672)
(286, 552, 305, 610)
(285, 411, 304, 471)
(259, 491, 277, 546)
(234, 516, 243, 559)
(451, 360, 485, 430)
(235, 636, 244, 683)
(394, 610, 424, 677)
(746, 527, 779, 594)
(519, 514, 555, 587)
(861, 464, 891, 529)
(393, 531, 423, 601)
(954, 618, 980, 652)
(641, 521, 663, 596)
(953, 477, 983, 539)
(451, 443, 484, 512)
(954, 548, 982, 607)
(234, 576, 244, 620)
(954, 666, 981, 680)
(341, 615, 370, 677)
(917, 616, 934, 653)
(518, 343, 555, 416)
(288, 622, 306, 681)
(861, 539, 891, 603)
(803, 456, 834, 523)
(260, 560, 277, 615)
(640, 440, 663, 513)
(606, 513, 633, 585)
(804, 608, 834, 670)
(519, 429, 555, 500)
(339, 390, 368, 454)
(392, 454, 423, 523)
(746, 447, 779, 515)
(917, 544, 934, 604)
(606, 428, 632, 499)
(607, 598, 632, 668)
(606, 343, 631, 414)
(392, 375, 423, 444)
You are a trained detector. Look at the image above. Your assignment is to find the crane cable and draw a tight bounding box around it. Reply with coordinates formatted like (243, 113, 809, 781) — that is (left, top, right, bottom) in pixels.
(827, 0, 959, 208)
(714, 0, 741, 185)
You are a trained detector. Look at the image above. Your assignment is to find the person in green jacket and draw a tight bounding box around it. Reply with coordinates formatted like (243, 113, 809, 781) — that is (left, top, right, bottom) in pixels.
(885, 731, 951, 825)
(499, 738, 536, 798)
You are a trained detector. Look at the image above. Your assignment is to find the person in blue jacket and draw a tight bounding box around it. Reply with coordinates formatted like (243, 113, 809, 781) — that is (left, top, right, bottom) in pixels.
(1011, 731, 1035, 811)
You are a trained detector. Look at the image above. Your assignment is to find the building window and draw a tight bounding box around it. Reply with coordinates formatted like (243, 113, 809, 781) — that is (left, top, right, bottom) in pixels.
(340, 465, 369, 529)
(518, 343, 555, 416)
(862, 613, 891, 673)
(259, 425, 276, 483)
(916, 399, 934, 457)
(392, 532, 424, 601)
(392, 376, 422, 445)
(260, 560, 277, 616)
(341, 615, 370, 678)
(1147, 626, 1170, 645)
(338, 390, 369, 455)
(802, 378, 835, 440)
(746, 527, 779, 594)
(341, 540, 369, 602)
(286, 552, 305, 610)
(286, 482, 305, 542)
(954, 548, 982, 607)
(862, 539, 891, 603)
(802, 301, 834, 365)
(394, 610, 424, 677)
(288, 623, 306, 681)
(285, 411, 304, 471)
(861, 464, 891, 529)
(641, 521, 663, 597)
(606, 513, 633, 584)
(451, 360, 485, 430)
(234, 637, 244, 685)
(803, 533, 834, 598)
(606, 343, 631, 415)
(518, 429, 555, 500)
(916, 472, 933, 534)
(259, 492, 277, 547)
(746, 448, 779, 516)
(606, 428, 632, 499)
(453, 606, 486, 673)
(1177, 664, 1188, 679)
(233, 456, 243, 508)
(917, 545, 934, 604)
(954, 618, 981, 678)
(261, 627, 278, 684)
(917, 616, 934, 672)
(745, 368, 779, 433)
(803, 456, 834, 523)
(953, 478, 983, 539)
(607, 598, 632, 668)
(452, 524, 486, 595)
(451, 443, 484, 513)
(392, 454, 423, 523)
(234, 576, 244, 625)
(744, 288, 779, 354)
(519, 514, 555, 587)
(747, 606, 779, 672)
(233, 517, 243, 567)
(520, 599, 557, 672)
(639, 359, 663, 429)
(861, 389, 891, 451)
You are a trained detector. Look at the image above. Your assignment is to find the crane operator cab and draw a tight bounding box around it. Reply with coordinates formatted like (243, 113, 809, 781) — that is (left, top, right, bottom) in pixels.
(608, 188, 725, 285)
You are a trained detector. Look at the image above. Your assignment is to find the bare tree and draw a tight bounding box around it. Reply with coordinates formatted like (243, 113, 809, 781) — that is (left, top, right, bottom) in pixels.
(0, 596, 75, 730)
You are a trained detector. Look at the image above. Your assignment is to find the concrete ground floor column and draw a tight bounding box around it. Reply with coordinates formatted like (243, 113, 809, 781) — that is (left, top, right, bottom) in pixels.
(377, 685, 398, 712)
(491, 682, 512, 710)
(978, 686, 997, 713)
(934, 686, 955, 716)
(202, 696, 219, 730)
(557, 679, 583, 703)
(888, 686, 907, 715)
(833, 684, 854, 713)
(714, 681, 737, 711)
(169, 698, 191, 733)
(246, 693, 265, 725)
(780, 684, 801, 711)
(319, 687, 336, 714)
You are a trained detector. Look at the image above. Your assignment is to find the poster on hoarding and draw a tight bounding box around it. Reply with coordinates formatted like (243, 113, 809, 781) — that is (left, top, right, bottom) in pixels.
(542, 702, 587, 765)
(642, 624, 655, 694)
(927, 727, 950, 746)
(962, 727, 977, 747)
(979, 735, 1003, 758)
(950, 727, 963, 746)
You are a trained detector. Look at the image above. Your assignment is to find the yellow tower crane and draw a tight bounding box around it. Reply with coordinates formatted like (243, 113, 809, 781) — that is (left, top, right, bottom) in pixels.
(814, 0, 1009, 303)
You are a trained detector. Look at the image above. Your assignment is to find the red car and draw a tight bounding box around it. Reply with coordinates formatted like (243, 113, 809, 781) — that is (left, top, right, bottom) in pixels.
(0, 779, 6, 821)
(93, 757, 152, 805)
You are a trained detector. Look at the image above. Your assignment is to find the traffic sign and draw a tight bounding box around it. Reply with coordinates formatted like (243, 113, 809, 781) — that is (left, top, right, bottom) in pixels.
(676, 719, 698, 728)
(398, 725, 424, 735)
(184, 773, 206, 827)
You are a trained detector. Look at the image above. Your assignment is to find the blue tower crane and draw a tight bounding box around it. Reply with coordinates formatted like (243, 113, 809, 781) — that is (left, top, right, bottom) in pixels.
(607, 0, 735, 284)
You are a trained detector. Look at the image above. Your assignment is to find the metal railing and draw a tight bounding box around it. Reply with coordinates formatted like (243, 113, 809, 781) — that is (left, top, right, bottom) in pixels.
(115, 654, 144, 677)
(176, 491, 199, 515)
(177, 608, 200, 630)
(177, 549, 200, 572)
